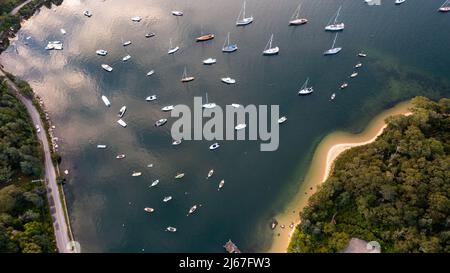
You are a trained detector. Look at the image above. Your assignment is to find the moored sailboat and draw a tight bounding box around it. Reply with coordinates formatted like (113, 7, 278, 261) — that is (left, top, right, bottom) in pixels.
(289, 2, 308, 25)
(262, 34, 279, 55)
(324, 6, 344, 31)
(181, 66, 195, 82)
(298, 78, 314, 95)
(222, 32, 238, 52)
(236, 1, 253, 26)
(323, 33, 342, 55)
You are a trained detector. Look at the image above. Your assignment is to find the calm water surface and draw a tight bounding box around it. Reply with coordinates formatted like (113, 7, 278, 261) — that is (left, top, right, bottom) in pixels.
(1, 0, 449, 252)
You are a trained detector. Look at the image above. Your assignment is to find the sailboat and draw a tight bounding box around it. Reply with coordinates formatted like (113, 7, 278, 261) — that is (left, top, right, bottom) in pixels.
(298, 78, 314, 95)
(289, 2, 308, 25)
(202, 93, 216, 109)
(439, 0, 450, 12)
(262, 34, 279, 55)
(395, 0, 406, 5)
(323, 33, 342, 55)
(222, 32, 238, 52)
(181, 66, 195, 82)
(168, 39, 179, 54)
(236, 1, 254, 26)
(325, 6, 344, 31)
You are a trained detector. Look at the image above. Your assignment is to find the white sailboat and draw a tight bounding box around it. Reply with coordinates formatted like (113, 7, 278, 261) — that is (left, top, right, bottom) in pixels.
(289, 2, 308, 25)
(118, 106, 126, 117)
(236, 1, 253, 26)
(298, 78, 314, 95)
(395, 0, 406, 5)
(222, 32, 238, 52)
(168, 39, 179, 54)
(181, 66, 195, 82)
(202, 93, 216, 109)
(323, 33, 342, 55)
(325, 6, 344, 31)
(262, 34, 279, 55)
(439, 0, 450, 12)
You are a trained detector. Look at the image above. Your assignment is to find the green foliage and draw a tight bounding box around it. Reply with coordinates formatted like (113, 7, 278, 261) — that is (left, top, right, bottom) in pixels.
(0, 80, 55, 252)
(289, 97, 450, 253)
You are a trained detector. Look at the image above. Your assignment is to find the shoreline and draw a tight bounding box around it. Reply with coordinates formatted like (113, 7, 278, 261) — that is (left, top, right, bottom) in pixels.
(267, 101, 413, 253)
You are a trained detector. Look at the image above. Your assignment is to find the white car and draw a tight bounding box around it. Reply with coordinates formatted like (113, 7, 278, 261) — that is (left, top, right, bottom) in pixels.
(35, 125, 41, 133)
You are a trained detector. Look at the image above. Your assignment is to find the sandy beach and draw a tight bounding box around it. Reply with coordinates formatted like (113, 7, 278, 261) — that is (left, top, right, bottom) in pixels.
(267, 101, 413, 253)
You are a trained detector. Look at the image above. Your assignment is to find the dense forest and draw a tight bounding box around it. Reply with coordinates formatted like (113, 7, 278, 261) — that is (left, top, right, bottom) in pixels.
(288, 96, 450, 253)
(0, 78, 55, 252)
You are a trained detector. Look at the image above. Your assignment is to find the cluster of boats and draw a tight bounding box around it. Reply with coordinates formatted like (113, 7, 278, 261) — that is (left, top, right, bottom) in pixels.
(72, 0, 449, 237)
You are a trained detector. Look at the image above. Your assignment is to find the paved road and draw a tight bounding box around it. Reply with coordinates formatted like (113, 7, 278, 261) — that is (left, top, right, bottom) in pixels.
(0, 69, 72, 253)
(10, 0, 33, 15)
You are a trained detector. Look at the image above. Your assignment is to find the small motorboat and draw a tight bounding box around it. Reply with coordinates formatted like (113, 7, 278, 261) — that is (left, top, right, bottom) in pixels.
(166, 226, 177, 232)
(221, 77, 236, 84)
(207, 169, 214, 179)
(278, 116, 287, 124)
(271, 219, 278, 230)
(358, 52, 367, 57)
(131, 16, 141, 22)
(196, 34, 215, 42)
(163, 196, 172, 202)
(147, 70, 155, 76)
(132, 171, 142, 177)
(209, 143, 220, 150)
(218, 180, 225, 190)
(101, 64, 113, 72)
(203, 58, 216, 65)
(60, 29, 66, 35)
(340, 83, 348, 89)
(116, 154, 126, 159)
(172, 139, 182, 146)
(355, 63, 362, 68)
(145, 33, 156, 38)
(150, 180, 159, 187)
(97, 144, 107, 149)
(118, 106, 126, 118)
(96, 49, 108, 56)
(175, 173, 185, 179)
(101, 95, 111, 106)
(235, 124, 247, 130)
(123, 41, 132, 46)
(144, 207, 154, 213)
(188, 205, 200, 215)
(117, 119, 127, 128)
(83, 11, 92, 17)
(45, 41, 63, 50)
(350, 72, 358, 78)
(171, 11, 183, 16)
(146, 95, 157, 101)
(161, 105, 174, 112)
(122, 55, 131, 62)
(154, 119, 167, 127)
(330, 93, 336, 101)
(395, 0, 406, 5)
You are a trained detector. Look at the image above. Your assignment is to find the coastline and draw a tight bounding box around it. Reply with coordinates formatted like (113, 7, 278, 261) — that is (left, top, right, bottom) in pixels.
(267, 101, 413, 253)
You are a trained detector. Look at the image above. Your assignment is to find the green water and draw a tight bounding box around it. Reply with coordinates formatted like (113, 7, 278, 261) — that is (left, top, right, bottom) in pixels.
(1, 0, 449, 252)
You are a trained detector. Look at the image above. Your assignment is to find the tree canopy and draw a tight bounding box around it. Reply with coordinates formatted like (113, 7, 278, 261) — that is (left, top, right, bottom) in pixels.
(288, 96, 450, 253)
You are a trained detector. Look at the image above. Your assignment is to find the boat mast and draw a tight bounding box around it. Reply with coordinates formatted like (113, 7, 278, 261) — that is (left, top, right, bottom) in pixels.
(334, 6, 342, 24)
(183, 66, 187, 78)
(169, 39, 173, 49)
(292, 3, 302, 20)
(331, 33, 338, 48)
(242, 1, 246, 19)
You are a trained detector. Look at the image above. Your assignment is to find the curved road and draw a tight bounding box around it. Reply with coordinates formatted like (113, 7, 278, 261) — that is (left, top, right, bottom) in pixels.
(10, 0, 33, 15)
(0, 69, 72, 253)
